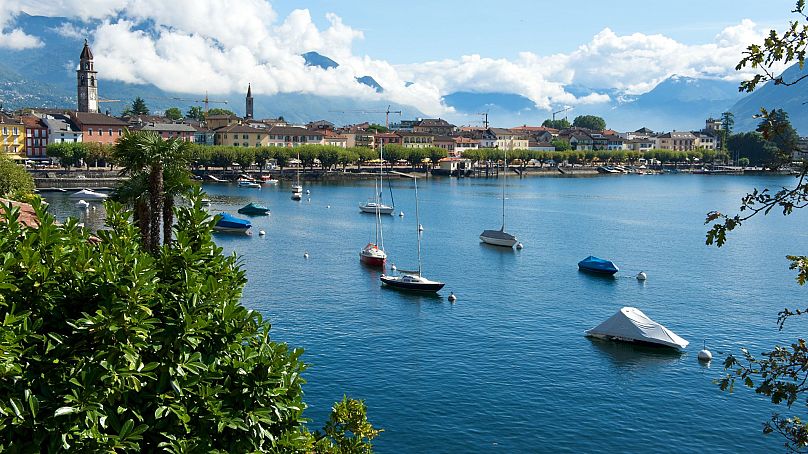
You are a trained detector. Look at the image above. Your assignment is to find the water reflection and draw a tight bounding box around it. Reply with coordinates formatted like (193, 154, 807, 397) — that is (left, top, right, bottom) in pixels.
(588, 337, 684, 370)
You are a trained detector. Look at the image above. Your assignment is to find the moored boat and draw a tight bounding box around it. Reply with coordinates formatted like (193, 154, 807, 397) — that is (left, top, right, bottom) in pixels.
(585, 307, 689, 350)
(359, 201, 394, 215)
(380, 272, 445, 292)
(237, 202, 270, 215)
(359, 242, 386, 267)
(480, 228, 518, 247)
(213, 212, 252, 233)
(238, 179, 261, 188)
(68, 189, 108, 200)
(578, 256, 619, 275)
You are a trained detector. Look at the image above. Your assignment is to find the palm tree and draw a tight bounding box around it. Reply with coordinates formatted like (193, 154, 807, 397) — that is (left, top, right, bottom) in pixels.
(112, 131, 192, 253)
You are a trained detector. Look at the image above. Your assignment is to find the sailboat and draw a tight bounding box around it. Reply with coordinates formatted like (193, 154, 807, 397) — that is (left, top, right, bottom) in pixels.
(380, 173, 445, 292)
(359, 144, 394, 214)
(480, 142, 518, 247)
(291, 151, 303, 201)
(359, 180, 387, 267)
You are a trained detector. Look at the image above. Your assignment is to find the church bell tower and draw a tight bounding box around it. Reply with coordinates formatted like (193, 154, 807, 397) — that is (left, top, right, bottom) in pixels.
(245, 84, 254, 120)
(77, 39, 98, 113)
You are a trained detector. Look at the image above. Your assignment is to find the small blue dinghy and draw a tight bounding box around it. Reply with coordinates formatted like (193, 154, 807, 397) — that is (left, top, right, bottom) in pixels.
(214, 213, 252, 233)
(578, 256, 619, 275)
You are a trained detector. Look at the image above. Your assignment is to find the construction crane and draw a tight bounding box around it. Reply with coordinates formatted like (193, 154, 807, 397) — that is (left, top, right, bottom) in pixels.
(171, 92, 228, 115)
(476, 111, 490, 129)
(97, 98, 121, 104)
(328, 105, 402, 128)
(552, 105, 572, 121)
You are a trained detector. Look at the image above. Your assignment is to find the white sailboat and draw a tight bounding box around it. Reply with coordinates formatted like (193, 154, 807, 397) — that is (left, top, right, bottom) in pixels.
(380, 172, 444, 292)
(359, 144, 394, 214)
(291, 152, 303, 201)
(359, 179, 387, 267)
(480, 141, 518, 247)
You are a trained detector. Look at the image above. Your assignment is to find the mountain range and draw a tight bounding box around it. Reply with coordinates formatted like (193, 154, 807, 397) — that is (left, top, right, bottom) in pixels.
(0, 14, 806, 134)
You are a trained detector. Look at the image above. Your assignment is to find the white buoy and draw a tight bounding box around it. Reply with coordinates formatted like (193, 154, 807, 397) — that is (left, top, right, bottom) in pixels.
(391, 264, 397, 271)
(698, 341, 712, 362)
(448, 292, 457, 302)
(418, 224, 424, 232)
(307, 197, 311, 202)
(303, 251, 309, 259)
(515, 242, 524, 249)
(306, 189, 311, 195)
(76, 200, 89, 209)
(327, 205, 331, 209)
(399, 211, 404, 217)
(258, 229, 266, 236)
(637, 271, 647, 281)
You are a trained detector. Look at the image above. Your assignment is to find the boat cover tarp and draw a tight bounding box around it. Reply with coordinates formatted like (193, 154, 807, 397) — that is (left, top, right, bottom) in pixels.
(238, 202, 269, 214)
(578, 256, 618, 273)
(480, 229, 516, 240)
(215, 212, 251, 230)
(586, 307, 689, 350)
(69, 189, 108, 199)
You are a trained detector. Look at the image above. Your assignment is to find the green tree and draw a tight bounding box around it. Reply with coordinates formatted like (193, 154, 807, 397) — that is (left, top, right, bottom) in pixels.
(164, 107, 183, 121)
(186, 106, 205, 121)
(318, 146, 340, 171)
(46, 142, 87, 169)
(427, 147, 448, 170)
(113, 131, 192, 252)
(552, 139, 572, 151)
(541, 118, 570, 129)
(0, 156, 35, 200)
(122, 97, 149, 116)
(572, 115, 606, 131)
(255, 147, 272, 174)
(234, 147, 255, 171)
(338, 148, 359, 171)
(738, 157, 750, 167)
(366, 124, 389, 133)
(273, 147, 291, 172)
(757, 108, 799, 167)
(206, 108, 236, 117)
(0, 194, 379, 452)
(708, 3, 808, 449)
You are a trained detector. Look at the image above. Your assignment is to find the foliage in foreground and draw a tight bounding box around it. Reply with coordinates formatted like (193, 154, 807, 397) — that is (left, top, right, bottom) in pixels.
(0, 193, 379, 452)
(0, 156, 35, 201)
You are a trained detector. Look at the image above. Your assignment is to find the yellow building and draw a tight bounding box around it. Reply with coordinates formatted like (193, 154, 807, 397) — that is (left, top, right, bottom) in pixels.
(0, 114, 25, 158)
(215, 124, 269, 147)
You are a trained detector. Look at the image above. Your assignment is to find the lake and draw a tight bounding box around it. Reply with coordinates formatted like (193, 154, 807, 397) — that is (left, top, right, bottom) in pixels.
(45, 173, 807, 453)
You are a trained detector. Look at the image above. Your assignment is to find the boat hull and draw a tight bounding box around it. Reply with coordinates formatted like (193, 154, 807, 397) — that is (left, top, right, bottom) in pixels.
(585, 333, 685, 351)
(380, 275, 445, 292)
(213, 226, 250, 233)
(359, 204, 394, 215)
(360, 253, 386, 267)
(479, 230, 517, 247)
(578, 265, 618, 275)
(577, 256, 619, 275)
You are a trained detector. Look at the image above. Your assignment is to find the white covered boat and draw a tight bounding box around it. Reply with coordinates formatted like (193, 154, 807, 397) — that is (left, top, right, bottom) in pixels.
(68, 189, 108, 200)
(585, 307, 689, 350)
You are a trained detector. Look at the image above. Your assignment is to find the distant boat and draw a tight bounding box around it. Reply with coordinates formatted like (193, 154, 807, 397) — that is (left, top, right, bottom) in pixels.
(597, 166, 620, 174)
(238, 179, 261, 188)
(380, 172, 444, 292)
(237, 202, 270, 215)
(292, 153, 303, 200)
(260, 175, 279, 184)
(213, 212, 252, 233)
(586, 307, 689, 350)
(68, 189, 108, 200)
(360, 144, 394, 214)
(578, 256, 619, 275)
(206, 175, 226, 182)
(480, 142, 518, 247)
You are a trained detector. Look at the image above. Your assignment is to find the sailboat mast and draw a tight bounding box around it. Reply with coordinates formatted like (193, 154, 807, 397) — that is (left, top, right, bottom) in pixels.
(415, 176, 422, 277)
(502, 143, 508, 231)
(378, 144, 385, 249)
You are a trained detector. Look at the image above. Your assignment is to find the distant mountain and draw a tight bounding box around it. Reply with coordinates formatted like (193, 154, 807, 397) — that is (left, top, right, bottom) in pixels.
(302, 51, 338, 70)
(356, 76, 383, 93)
(729, 63, 808, 134)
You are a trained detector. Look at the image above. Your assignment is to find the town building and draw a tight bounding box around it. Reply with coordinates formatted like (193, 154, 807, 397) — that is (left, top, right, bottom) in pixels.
(139, 122, 196, 142)
(413, 118, 455, 136)
(21, 116, 49, 159)
(215, 124, 269, 147)
(42, 114, 82, 144)
(527, 141, 555, 152)
(77, 40, 99, 113)
(374, 132, 402, 148)
(453, 136, 479, 157)
(70, 112, 127, 145)
(694, 132, 717, 150)
(432, 136, 456, 154)
(0, 114, 25, 158)
(486, 128, 529, 150)
(397, 131, 433, 148)
(604, 135, 625, 151)
(656, 131, 698, 151)
(705, 117, 723, 132)
(624, 138, 654, 152)
(206, 114, 241, 130)
(266, 126, 324, 147)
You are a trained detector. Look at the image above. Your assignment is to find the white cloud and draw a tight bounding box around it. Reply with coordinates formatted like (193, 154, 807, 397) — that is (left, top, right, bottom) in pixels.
(0, 1, 783, 116)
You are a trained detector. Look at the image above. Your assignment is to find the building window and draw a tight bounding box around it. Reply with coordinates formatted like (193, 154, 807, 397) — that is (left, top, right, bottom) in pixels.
(118, 129, 122, 136)
(88, 129, 93, 136)
(108, 129, 112, 136)
(242, 134, 248, 140)
(243, 142, 248, 147)
(12, 128, 18, 135)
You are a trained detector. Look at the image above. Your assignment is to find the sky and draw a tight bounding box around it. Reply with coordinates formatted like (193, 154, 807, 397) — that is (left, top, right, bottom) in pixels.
(0, 0, 802, 116)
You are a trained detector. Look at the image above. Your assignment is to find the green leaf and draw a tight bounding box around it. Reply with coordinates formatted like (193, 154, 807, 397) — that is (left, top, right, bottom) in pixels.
(54, 406, 77, 417)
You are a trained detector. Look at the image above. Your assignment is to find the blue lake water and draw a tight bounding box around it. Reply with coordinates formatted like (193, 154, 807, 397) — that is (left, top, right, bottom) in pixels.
(46, 174, 808, 453)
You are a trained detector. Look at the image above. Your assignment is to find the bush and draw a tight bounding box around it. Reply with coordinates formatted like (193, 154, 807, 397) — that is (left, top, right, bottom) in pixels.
(0, 192, 379, 452)
(0, 156, 35, 200)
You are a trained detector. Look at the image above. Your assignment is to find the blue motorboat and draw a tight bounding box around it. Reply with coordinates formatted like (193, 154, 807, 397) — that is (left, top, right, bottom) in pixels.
(578, 256, 619, 275)
(214, 213, 252, 233)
